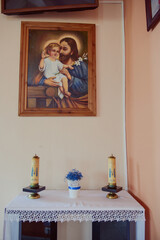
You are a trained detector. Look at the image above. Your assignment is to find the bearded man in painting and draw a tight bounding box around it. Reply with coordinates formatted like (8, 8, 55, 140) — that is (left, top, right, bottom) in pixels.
(38, 37, 88, 99)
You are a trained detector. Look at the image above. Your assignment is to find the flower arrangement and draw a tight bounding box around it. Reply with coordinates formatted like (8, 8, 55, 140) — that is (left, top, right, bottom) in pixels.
(74, 53, 88, 66)
(65, 169, 83, 181)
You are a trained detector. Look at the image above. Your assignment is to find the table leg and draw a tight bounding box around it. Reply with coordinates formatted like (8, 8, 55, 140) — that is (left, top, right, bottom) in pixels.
(92, 222, 100, 240)
(135, 221, 145, 240)
(92, 221, 130, 240)
(3, 219, 19, 240)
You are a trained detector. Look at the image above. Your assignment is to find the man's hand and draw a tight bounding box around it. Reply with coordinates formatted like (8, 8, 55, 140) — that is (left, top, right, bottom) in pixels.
(44, 77, 60, 87)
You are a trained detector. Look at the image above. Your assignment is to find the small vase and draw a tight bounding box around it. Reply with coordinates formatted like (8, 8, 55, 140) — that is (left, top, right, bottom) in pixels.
(67, 180, 81, 198)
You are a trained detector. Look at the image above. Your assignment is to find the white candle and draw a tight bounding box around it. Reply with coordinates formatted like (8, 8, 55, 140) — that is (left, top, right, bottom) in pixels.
(108, 155, 116, 188)
(30, 154, 39, 189)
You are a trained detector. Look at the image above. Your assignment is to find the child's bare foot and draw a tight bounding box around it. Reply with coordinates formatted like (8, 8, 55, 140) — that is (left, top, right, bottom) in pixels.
(64, 91, 71, 97)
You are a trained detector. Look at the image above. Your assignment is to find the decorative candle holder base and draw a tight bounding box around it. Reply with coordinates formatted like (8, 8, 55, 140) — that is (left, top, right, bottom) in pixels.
(28, 193, 40, 199)
(23, 186, 45, 199)
(102, 185, 122, 199)
(106, 192, 118, 199)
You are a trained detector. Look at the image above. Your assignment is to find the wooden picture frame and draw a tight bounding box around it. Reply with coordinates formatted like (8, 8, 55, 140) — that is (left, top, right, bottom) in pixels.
(18, 22, 96, 116)
(1, 0, 99, 15)
(145, 0, 160, 31)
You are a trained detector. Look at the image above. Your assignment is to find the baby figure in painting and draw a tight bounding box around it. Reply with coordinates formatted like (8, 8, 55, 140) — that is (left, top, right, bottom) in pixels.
(39, 43, 73, 98)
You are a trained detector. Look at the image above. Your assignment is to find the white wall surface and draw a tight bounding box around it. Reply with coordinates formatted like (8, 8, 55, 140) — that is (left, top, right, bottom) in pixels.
(0, 2, 125, 239)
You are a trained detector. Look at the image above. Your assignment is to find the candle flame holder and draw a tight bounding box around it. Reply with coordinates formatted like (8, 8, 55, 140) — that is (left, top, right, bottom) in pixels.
(23, 186, 45, 199)
(102, 185, 122, 199)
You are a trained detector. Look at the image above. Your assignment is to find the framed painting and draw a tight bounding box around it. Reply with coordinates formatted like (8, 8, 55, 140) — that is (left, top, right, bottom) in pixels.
(18, 21, 96, 116)
(1, 0, 99, 15)
(145, 0, 160, 31)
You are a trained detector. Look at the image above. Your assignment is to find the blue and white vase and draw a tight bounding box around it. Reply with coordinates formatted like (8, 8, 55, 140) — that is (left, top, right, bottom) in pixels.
(67, 180, 81, 198)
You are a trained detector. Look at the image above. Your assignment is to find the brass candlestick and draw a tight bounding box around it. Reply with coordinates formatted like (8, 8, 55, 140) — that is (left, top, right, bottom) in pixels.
(23, 186, 46, 199)
(29, 193, 40, 199)
(102, 185, 122, 199)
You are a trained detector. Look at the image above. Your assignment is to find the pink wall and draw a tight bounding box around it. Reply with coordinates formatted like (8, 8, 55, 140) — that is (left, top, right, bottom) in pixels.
(125, 0, 160, 239)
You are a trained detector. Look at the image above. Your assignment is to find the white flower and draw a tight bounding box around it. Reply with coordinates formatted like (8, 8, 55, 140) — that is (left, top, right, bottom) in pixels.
(82, 53, 88, 60)
(75, 60, 81, 66)
(74, 53, 88, 66)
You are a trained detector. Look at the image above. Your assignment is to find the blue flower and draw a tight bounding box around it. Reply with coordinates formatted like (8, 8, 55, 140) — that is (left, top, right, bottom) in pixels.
(66, 169, 83, 181)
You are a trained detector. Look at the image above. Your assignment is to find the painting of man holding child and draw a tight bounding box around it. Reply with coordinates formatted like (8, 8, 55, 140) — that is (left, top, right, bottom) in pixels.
(19, 22, 96, 116)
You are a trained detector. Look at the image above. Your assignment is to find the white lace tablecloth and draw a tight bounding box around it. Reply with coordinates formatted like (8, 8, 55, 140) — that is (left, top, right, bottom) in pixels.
(4, 190, 145, 223)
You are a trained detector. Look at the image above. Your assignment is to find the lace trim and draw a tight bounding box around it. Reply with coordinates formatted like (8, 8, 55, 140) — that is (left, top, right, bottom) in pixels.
(5, 209, 145, 222)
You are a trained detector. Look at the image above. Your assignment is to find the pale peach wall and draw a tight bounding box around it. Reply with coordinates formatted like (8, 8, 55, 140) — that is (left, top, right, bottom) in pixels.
(0, 2, 125, 240)
(125, 0, 160, 239)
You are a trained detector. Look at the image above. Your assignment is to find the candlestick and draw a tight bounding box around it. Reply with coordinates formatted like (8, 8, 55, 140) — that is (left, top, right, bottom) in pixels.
(102, 154, 122, 199)
(108, 154, 116, 188)
(30, 154, 39, 189)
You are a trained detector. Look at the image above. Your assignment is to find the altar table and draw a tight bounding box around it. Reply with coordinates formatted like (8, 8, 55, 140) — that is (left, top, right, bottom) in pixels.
(3, 190, 145, 240)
